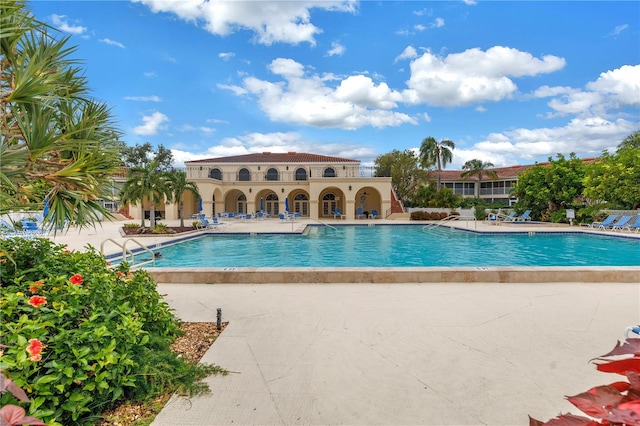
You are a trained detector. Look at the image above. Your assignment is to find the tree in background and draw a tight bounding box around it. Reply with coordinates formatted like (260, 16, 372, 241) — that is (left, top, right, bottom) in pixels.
(374, 149, 427, 206)
(121, 142, 174, 171)
(120, 159, 172, 228)
(1, 0, 121, 231)
(169, 170, 200, 227)
(419, 137, 455, 192)
(617, 130, 640, 150)
(583, 145, 640, 210)
(512, 153, 586, 221)
(460, 159, 499, 197)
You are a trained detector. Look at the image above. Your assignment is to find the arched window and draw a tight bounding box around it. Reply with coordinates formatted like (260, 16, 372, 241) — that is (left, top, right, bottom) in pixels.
(238, 168, 251, 181)
(294, 193, 308, 201)
(323, 167, 336, 178)
(266, 168, 279, 181)
(295, 168, 307, 181)
(209, 168, 222, 180)
(322, 193, 336, 201)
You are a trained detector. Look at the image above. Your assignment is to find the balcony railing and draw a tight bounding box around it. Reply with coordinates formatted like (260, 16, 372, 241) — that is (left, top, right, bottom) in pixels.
(187, 166, 381, 181)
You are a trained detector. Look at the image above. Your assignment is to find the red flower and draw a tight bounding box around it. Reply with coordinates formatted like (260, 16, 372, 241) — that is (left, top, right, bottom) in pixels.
(29, 280, 44, 293)
(69, 274, 83, 285)
(27, 295, 47, 308)
(117, 271, 125, 278)
(26, 339, 44, 362)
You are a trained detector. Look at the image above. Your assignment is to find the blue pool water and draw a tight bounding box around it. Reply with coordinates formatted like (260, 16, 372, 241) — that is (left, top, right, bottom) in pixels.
(144, 225, 640, 268)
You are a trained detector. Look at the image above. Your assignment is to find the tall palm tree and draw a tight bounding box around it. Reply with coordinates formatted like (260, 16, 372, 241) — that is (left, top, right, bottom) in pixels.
(1, 0, 121, 231)
(460, 159, 499, 197)
(419, 137, 456, 192)
(169, 170, 200, 227)
(120, 159, 172, 229)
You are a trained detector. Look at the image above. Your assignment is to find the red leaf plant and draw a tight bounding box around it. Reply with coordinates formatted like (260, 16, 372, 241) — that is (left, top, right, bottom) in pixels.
(530, 338, 640, 426)
(0, 364, 45, 426)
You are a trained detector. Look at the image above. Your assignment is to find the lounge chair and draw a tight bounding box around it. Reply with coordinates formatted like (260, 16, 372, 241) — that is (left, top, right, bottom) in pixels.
(370, 209, 378, 219)
(212, 217, 226, 226)
(625, 324, 640, 338)
(500, 212, 517, 221)
(333, 208, 342, 219)
(356, 207, 365, 219)
(623, 216, 640, 233)
(607, 215, 632, 231)
(581, 214, 618, 229)
(515, 210, 532, 221)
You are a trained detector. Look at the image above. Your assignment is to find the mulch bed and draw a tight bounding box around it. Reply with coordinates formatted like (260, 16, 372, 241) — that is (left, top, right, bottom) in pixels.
(121, 226, 196, 236)
(97, 321, 228, 425)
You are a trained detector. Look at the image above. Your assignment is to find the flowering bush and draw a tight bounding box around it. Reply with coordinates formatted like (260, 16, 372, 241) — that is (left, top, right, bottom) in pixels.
(0, 237, 211, 425)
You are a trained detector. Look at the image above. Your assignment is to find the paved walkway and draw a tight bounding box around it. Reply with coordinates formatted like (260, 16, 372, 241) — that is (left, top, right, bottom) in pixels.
(152, 282, 639, 425)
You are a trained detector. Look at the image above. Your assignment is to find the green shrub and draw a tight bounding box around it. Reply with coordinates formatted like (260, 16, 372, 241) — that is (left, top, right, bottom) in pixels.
(151, 223, 174, 234)
(0, 238, 223, 425)
(123, 223, 140, 229)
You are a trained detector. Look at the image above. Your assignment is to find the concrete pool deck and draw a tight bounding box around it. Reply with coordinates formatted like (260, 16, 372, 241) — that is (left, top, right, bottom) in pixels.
(151, 281, 639, 425)
(44, 218, 640, 424)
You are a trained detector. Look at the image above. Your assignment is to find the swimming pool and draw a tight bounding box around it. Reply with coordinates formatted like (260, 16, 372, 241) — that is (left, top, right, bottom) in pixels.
(146, 225, 640, 268)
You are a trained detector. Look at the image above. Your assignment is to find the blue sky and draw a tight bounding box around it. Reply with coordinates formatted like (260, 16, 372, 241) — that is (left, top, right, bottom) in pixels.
(29, 0, 639, 169)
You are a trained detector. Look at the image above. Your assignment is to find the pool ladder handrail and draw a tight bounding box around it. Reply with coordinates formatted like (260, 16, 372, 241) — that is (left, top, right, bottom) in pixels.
(421, 215, 461, 232)
(100, 238, 156, 268)
(311, 218, 338, 231)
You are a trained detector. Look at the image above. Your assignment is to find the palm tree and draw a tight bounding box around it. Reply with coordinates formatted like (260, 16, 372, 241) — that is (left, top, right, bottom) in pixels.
(460, 159, 499, 197)
(120, 160, 172, 229)
(419, 137, 456, 192)
(169, 170, 200, 227)
(1, 0, 121, 231)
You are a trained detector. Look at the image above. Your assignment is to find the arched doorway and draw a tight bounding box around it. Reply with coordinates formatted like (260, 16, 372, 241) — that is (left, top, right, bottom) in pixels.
(265, 193, 279, 215)
(293, 192, 309, 217)
(321, 193, 339, 218)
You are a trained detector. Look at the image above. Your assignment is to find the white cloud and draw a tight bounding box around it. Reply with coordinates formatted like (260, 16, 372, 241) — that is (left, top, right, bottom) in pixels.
(450, 115, 637, 168)
(541, 64, 640, 118)
(414, 24, 426, 32)
(100, 38, 125, 48)
(163, 54, 177, 63)
(169, 131, 378, 168)
(133, 111, 169, 136)
(133, 0, 357, 45)
(586, 64, 640, 107)
(219, 52, 235, 61)
(221, 58, 416, 130)
(206, 118, 229, 124)
(50, 14, 86, 35)
(124, 95, 162, 102)
(430, 18, 445, 28)
(610, 24, 629, 37)
(403, 46, 566, 106)
(144, 71, 158, 78)
(326, 41, 346, 57)
(394, 46, 418, 63)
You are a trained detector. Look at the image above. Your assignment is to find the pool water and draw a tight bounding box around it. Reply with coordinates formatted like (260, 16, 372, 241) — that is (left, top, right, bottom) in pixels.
(145, 225, 640, 268)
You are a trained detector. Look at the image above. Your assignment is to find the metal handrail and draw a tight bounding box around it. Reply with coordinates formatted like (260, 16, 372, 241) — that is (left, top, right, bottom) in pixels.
(100, 238, 155, 268)
(421, 215, 461, 231)
(311, 218, 338, 231)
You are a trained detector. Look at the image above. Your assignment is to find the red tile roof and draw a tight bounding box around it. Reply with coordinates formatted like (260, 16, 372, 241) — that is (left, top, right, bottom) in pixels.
(186, 152, 360, 164)
(431, 157, 597, 180)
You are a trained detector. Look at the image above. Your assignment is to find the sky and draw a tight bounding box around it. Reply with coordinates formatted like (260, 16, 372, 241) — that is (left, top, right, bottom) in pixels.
(28, 0, 640, 169)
